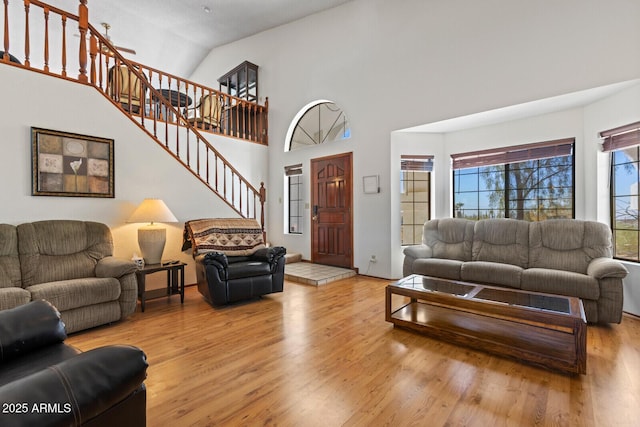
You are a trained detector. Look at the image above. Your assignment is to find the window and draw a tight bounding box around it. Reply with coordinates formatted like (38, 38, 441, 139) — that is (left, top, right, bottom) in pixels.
(285, 164, 303, 234)
(287, 101, 350, 151)
(602, 122, 640, 261)
(452, 139, 575, 221)
(401, 156, 432, 245)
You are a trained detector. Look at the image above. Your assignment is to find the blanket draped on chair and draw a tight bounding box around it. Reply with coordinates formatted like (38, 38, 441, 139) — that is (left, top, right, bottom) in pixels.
(183, 218, 265, 256)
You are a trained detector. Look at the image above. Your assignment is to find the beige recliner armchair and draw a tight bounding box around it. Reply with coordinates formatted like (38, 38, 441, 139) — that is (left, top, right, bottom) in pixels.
(0, 220, 138, 333)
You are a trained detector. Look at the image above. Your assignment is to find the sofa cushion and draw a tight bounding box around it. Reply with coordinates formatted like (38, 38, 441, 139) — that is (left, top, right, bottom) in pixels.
(412, 258, 464, 280)
(228, 261, 272, 280)
(0, 224, 21, 289)
(61, 303, 122, 334)
(528, 219, 612, 274)
(17, 221, 113, 287)
(461, 261, 523, 289)
(472, 219, 529, 268)
(423, 218, 474, 261)
(0, 287, 31, 311)
(26, 278, 121, 311)
(521, 268, 599, 300)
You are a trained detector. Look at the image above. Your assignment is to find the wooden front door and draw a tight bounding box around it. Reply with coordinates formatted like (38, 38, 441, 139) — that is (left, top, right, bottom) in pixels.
(311, 153, 353, 268)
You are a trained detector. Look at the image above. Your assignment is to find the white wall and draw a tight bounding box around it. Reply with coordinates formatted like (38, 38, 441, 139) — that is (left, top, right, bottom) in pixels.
(190, 0, 640, 279)
(0, 65, 268, 286)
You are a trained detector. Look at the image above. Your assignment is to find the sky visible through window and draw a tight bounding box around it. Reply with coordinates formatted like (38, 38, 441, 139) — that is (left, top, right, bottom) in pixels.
(612, 147, 640, 261)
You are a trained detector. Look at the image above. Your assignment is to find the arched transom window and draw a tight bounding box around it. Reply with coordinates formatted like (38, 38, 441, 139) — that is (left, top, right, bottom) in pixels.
(287, 101, 350, 151)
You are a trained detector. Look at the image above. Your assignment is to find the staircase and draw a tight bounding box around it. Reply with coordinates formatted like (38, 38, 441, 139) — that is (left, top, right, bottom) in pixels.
(1, 0, 267, 233)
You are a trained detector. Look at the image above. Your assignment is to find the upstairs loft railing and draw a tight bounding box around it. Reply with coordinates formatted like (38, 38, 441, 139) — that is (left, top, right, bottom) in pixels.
(2, 0, 267, 233)
(115, 60, 269, 146)
(2, 1, 268, 146)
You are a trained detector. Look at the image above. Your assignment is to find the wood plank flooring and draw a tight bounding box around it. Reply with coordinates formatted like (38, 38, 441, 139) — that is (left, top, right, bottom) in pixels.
(66, 277, 640, 427)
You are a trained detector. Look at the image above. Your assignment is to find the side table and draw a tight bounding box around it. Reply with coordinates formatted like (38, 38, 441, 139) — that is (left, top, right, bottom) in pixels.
(135, 262, 186, 312)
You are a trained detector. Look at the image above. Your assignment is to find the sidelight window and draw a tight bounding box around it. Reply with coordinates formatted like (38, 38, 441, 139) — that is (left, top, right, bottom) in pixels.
(285, 164, 304, 234)
(401, 156, 432, 245)
(602, 122, 640, 261)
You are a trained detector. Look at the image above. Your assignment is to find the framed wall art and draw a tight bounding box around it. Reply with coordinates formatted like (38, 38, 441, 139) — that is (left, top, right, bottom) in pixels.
(363, 174, 380, 194)
(31, 127, 114, 198)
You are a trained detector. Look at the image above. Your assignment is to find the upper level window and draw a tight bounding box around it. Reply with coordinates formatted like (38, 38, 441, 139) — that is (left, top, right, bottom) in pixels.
(452, 139, 575, 220)
(287, 101, 350, 151)
(401, 156, 432, 245)
(602, 122, 640, 262)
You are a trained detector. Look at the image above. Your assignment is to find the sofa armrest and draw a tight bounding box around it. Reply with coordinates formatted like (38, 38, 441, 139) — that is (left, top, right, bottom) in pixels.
(251, 246, 287, 264)
(403, 245, 433, 259)
(197, 252, 229, 283)
(0, 345, 147, 426)
(97, 257, 139, 318)
(0, 300, 66, 363)
(587, 257, 629, 279)
(202, 251, 229, 268)
(402, 245, 433, 276)
(96, 256, 138, 278)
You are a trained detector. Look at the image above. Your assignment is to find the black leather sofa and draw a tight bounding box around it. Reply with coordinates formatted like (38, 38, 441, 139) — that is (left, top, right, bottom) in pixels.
(0, 300, 148, 427)
(195, 246, 286, 305)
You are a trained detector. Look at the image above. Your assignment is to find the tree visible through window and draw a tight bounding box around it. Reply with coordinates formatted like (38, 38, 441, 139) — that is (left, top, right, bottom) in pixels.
(603, 122, 640, 262)
(452, 139, 575, 221)
(611, 147, 639, 261)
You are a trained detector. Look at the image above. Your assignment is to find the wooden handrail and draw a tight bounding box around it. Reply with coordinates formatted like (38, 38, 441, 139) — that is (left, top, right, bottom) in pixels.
(86, 26, 265, 225)
(0, 0, 267, 236)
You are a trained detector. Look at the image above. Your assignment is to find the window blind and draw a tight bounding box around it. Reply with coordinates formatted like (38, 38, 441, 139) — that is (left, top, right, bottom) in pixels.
(601, 121, 640, 152)
(450, 138, 574, 170)
(401, 155, 434, 172)
(284, 164, 303, 176)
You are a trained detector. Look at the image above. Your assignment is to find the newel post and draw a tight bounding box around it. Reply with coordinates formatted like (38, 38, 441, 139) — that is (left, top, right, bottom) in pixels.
(77, 0, 88, 82)
(259, 182, 266, 243)
(3, 0, 10, 61)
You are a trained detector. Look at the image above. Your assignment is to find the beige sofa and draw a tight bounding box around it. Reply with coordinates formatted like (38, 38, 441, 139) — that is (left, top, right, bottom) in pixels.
(0, 220, 138, 333)
(403, 218, 628, 323)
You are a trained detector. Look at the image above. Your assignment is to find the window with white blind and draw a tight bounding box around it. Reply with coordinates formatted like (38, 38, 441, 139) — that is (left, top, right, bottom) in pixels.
(451, 139, 575, 221)
(602, 122, 640, 261)
(401, 155, 432, 245)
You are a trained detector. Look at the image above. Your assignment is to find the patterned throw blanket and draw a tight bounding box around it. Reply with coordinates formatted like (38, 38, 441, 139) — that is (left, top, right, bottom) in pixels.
(183, 218, 265, 256)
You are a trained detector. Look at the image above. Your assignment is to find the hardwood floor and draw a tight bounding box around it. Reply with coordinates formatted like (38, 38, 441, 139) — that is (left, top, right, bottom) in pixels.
(66, 277, 640, 427)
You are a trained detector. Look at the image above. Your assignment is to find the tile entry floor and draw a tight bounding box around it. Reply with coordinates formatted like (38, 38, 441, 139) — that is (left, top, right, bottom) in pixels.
(284, 262, 356, 286)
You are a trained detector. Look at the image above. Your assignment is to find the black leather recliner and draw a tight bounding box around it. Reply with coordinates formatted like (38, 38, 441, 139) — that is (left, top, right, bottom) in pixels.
(0, 300, 148, 427)
(195, 246, 286, 306)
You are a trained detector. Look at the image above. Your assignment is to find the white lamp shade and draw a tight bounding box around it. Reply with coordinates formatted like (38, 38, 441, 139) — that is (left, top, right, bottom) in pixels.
(128, 199, 178, 265)
(127, 198, 178, 224)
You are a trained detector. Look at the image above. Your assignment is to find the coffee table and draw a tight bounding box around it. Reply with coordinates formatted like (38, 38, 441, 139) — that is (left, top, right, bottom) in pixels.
(386, 274, 587, 374)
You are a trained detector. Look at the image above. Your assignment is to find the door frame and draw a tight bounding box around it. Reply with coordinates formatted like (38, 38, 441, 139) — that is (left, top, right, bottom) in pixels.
(310, 152, 354, 269)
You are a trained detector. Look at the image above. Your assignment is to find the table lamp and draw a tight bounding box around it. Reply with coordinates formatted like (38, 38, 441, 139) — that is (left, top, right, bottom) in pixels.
(127, 198, 178, 265)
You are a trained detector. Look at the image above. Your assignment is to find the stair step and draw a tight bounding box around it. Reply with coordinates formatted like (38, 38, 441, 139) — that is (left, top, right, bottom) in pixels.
(285, 253, 303, 264)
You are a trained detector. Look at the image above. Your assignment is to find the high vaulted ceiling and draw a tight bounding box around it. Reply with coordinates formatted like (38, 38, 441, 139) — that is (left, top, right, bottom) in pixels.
(44, 0, 353, 77)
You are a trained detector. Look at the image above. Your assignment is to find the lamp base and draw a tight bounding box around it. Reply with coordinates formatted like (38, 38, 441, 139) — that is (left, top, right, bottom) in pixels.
(138, 225, 166, 265)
